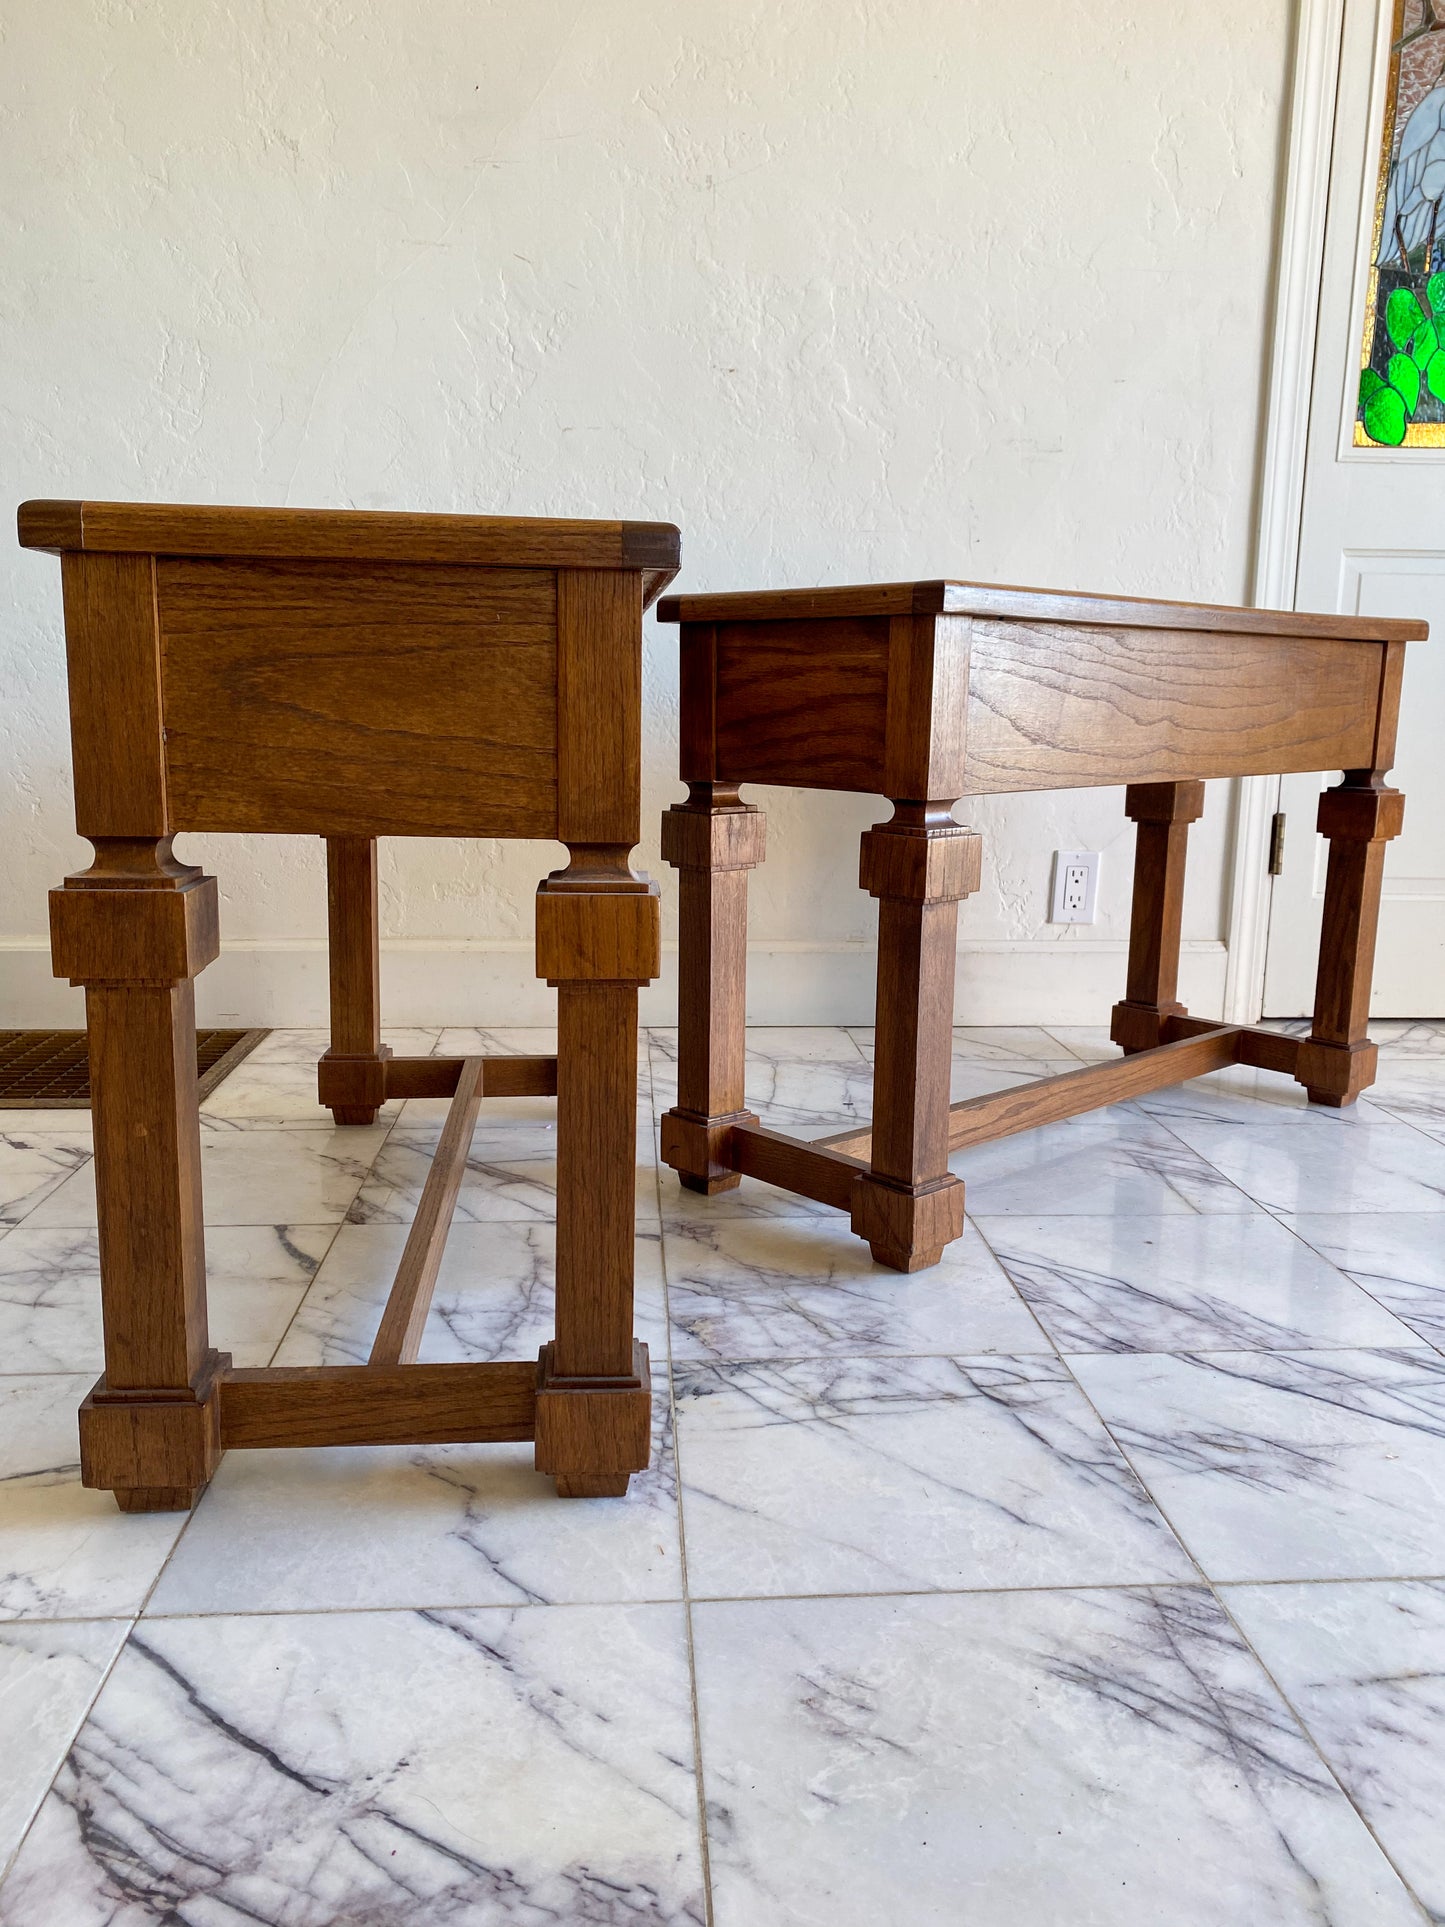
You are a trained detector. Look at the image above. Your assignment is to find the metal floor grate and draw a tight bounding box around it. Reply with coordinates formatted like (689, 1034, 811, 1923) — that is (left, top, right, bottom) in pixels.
(0, 1028, 270, 1108)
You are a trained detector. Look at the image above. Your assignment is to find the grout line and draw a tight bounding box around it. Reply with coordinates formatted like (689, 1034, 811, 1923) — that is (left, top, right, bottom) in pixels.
(12, 1566, 1445, 1631)
(1141, 1094, 1445, 1224)
(1262, 1208, 1437, 1349)
(1206, 1584, 1438, 1921)
(657, 1172, 717, 1927)
(963, 1217, 1063, 1359)
(1039, 1027, 1111, 1063)
(0, 1614, 136, 1891)
(1009, 1337, 1432, 1897)
(682, 1570, 1445, 1602)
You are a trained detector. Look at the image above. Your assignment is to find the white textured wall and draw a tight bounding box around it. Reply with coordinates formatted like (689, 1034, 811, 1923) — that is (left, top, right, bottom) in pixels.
(1, 0, 1292, 1026)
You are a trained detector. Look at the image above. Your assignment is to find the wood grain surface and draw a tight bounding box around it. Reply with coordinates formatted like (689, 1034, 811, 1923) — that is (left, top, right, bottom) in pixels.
(960, 618, 1385, 791)
(659, 577, 1426, 640)
(157, 559, 559, 836)
(713, 616, 889, 792)
(20, 499, 680, 590)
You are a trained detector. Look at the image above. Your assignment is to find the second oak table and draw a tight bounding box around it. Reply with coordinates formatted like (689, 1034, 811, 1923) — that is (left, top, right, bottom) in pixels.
(656, 578, 1425, 1272)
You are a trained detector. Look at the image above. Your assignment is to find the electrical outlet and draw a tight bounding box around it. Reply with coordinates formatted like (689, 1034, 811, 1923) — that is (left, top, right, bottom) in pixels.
(1050, 850, 1099, 924)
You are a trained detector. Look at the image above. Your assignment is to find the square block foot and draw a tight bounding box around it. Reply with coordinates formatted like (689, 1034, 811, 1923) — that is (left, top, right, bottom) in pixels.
(678, 1170, 742, 1196)
(868, 1242, 948, 1275)
(1110, 1000, 1184, 1055)
(1295, 1037, 1378, 1105)
(318, 1048, 391, 1114)
(852, 1173, 965, 1273)
(534, 1340, 652, 1496)
(79, 1352, 230, 1507)
(661, 1108, 756, 1191)
(114, 1486, 202, 1513)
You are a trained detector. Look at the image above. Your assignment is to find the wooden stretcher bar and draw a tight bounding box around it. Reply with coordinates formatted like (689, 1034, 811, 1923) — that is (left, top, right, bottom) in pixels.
(219, 1360, 538, 1449)
(369, 1057, 485, 1366)
(381, 1054, 558, 1099)
(815, 1025, 1243, 1161)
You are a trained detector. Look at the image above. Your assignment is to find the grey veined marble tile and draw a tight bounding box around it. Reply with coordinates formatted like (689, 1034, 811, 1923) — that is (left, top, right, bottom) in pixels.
(1156, 1109, 1445, 1215)
(240, 1026, 440, 1067)
(1037, 1024, 1119, 1062)
(198, 1055, 401, 1131)
(1130, 1060, 1394, 1129)
(146, 1396, 681, 1616)
(692, 1586, 1424, 1927)
(1361, 1059, 1445, 1136)
(951, 1108, 1260, 1217)
(1224, 1577, 1445, 1924)
(0, 1224, 333, 1374)
(0, 1620, 128, 1871)
(24, 1126, 389, 1230)
(272, 1221, 669, 1367)
(0, 1603, 705, 1924)
(664, 1215, 1048, 1363)
(649, 1028, 873, 1131)
(1281, 1212, 1445, 1354)
(847, 1025, 1067, 1065)
(0, 1378, 186, 1621)
(0, 1133, 92, 1229)
(977, 1212, 1420, 1354)
(674, 1353, 1193, 1598)
(346, 1112, 658, 1226)
(1370, 1020, 1445, 1058)
(1072, 1347, 1445, 1582)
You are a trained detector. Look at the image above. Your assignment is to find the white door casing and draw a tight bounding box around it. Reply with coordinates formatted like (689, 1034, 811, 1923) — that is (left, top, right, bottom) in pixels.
(1254, 0, 1445, 1017)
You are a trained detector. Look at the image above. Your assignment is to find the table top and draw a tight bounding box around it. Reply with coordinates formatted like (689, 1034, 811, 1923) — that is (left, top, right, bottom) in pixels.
(658, 579, 1427, 642)
(18, 500, 681, 597)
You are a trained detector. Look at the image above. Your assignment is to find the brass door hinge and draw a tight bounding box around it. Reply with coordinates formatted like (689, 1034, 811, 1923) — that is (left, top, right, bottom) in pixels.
(1268, 811, 1287, 877)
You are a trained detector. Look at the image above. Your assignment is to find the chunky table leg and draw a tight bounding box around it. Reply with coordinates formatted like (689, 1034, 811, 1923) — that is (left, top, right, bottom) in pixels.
(1296, 773, 1405, 1107)
(659, 781, 766, 1192)
(1110, 780, 1206, 1054)
(318, 834, 392, 1124)
(851, 803, 980, 1272)
(49, 839, 229, 1512)
(534, 853, 660, 1497)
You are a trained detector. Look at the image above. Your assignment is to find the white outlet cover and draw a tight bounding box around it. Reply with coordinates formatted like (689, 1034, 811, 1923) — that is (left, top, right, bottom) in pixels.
(1050, 850, 1100, 924)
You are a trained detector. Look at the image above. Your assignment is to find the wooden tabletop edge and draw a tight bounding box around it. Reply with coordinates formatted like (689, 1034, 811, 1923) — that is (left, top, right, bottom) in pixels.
(16, 500, 84, 551)
(621, 521, 682, 568)
(654, 580, 1429, 641)
(17, 499, 683, 569)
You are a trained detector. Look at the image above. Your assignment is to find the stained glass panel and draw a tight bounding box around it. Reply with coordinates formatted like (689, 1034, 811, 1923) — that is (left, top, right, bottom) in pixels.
(1355, 0, 1445, 445)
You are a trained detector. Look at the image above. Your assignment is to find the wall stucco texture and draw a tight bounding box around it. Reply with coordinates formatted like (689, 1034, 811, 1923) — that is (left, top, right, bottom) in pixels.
(0, 0, 1292, 1023)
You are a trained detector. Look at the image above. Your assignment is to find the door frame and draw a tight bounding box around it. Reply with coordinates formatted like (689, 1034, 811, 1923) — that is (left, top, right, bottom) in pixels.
(1226, 0, 1349, 1022)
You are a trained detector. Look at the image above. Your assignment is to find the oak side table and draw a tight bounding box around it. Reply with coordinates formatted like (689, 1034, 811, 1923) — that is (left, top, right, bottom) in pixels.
(20, 498, 678, 1511)
(657, 580, 1425, 1273)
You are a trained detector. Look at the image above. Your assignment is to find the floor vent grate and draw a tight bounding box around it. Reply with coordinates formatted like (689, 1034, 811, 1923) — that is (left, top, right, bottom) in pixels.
(0, 1028, 270, 1108)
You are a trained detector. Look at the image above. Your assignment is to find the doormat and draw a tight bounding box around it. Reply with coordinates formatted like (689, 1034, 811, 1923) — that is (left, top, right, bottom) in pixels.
(0, 1029, 271, 1108)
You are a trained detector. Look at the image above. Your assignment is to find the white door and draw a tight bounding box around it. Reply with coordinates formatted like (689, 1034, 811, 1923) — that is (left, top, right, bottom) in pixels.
(1263, 0, 1445, 1016)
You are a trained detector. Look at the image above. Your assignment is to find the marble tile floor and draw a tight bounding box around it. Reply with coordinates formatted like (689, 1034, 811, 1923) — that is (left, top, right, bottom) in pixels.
(1, 1022, 1444, 1922)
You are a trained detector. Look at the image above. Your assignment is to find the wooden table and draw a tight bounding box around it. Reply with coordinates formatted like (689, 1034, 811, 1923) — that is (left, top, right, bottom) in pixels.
(657, 580, 1426, 1273)
(19, 498, 678, 1510)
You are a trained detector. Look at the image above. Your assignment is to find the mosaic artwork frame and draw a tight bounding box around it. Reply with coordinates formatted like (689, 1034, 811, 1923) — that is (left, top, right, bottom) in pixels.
(1355, 0, 1445, 446)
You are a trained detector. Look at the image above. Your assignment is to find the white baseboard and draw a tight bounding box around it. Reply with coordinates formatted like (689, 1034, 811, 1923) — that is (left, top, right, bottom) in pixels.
(0, 936, 1229, 1030)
